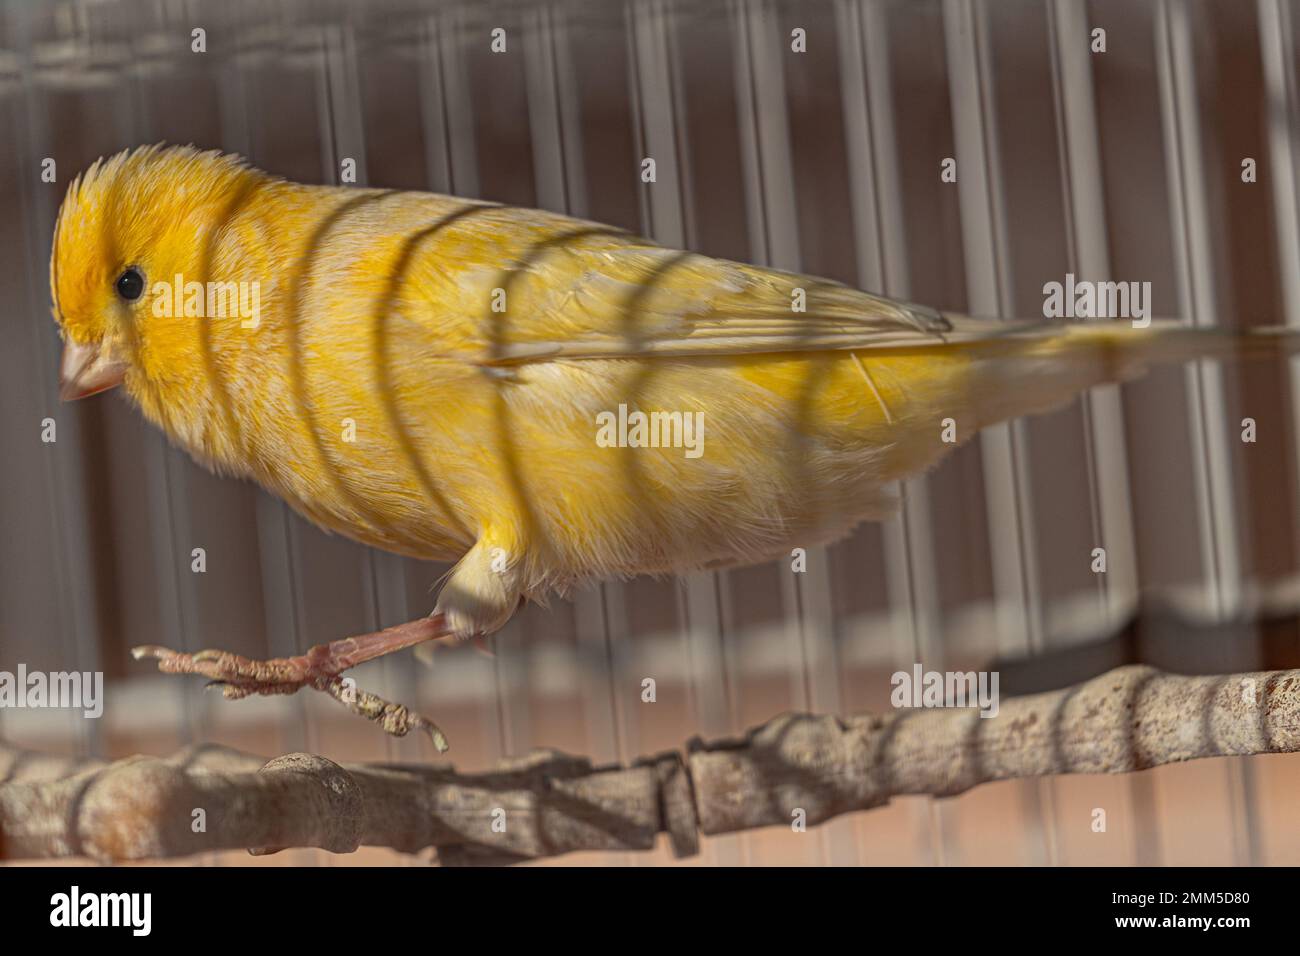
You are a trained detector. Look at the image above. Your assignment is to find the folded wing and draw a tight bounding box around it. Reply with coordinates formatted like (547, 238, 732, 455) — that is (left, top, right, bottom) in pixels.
(471, 231, 1045, 366)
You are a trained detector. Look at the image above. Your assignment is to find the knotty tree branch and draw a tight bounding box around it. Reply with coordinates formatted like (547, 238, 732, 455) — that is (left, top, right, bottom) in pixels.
(2, 663, 1298, 863)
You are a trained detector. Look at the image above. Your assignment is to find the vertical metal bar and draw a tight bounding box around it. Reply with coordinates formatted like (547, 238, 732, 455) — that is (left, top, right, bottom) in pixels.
(469, 15, 535, 763)
(450, 3, 525, 763)
(732, 0, 846, 866)
(1259, 0, 1300, 551)
(523, 3, 627, 778)
(119, 16, 208, 751)
(627, 0, 739, 865)
(317, 19, 422, 768)
(627, 1, 693, 260)
(217, 5, 323, 868)
(525, 4, 574, 214)
(834, 0, 946, 867)
(942, 0, 1044, 655)
(547, 5, 591, 225)
(1046, 0, 1148, 866)
(942, 0, 1054, 865)
(1155, 0, 1243, 614)
(415, 6, 508, 769)
(216, 9, 311, 764)
(1046, 0, 1139, 623)
(1154, 0, 1257, 866)
(420, 8, 481, 200)
(6, 2, 105, 756)
(144, 405, 204, 747)
(552, 7, 635, 765)
(524, 9, 635, 869)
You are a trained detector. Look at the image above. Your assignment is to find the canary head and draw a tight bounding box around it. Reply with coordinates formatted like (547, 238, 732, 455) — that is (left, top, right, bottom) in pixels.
(50, 144, 265, 405)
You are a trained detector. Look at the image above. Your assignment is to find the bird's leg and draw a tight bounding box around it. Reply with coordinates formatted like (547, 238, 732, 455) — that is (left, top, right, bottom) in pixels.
(135, 615, 449, 682)
(132, 614, 454, 752)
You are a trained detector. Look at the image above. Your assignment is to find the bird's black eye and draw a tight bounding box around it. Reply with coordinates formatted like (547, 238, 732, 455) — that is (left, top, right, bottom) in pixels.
(115, 267, 144, 302)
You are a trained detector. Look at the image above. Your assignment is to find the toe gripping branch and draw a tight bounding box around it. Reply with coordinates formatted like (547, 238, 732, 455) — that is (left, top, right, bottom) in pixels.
(131, 615, 453, 753)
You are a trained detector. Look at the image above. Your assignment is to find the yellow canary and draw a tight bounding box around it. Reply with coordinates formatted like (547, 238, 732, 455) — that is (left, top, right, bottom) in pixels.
(48, 144, 1291, 748)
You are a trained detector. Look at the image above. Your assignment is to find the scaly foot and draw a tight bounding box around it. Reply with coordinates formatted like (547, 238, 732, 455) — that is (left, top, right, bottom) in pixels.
(132, 615, 453, 752)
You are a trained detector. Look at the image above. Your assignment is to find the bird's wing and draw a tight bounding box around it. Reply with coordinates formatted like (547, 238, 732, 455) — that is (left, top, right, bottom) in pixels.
(474, 235, 1046, 366)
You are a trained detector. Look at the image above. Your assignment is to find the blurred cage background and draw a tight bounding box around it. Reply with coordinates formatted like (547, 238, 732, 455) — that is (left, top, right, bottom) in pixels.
(1, 0, 1300, 866)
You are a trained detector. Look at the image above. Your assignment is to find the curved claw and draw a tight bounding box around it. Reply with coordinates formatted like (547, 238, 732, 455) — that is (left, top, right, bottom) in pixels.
(204, 680, 255, 700)
(316, 677, 450, 753)
(409, 715, 451, 754)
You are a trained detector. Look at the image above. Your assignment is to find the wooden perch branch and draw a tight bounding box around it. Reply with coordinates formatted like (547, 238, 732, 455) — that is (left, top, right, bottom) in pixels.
(2, 663, 1298, 863)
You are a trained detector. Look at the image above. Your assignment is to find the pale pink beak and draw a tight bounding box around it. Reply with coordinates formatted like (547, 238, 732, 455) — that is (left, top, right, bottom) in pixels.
(59, 340, 127, 401)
